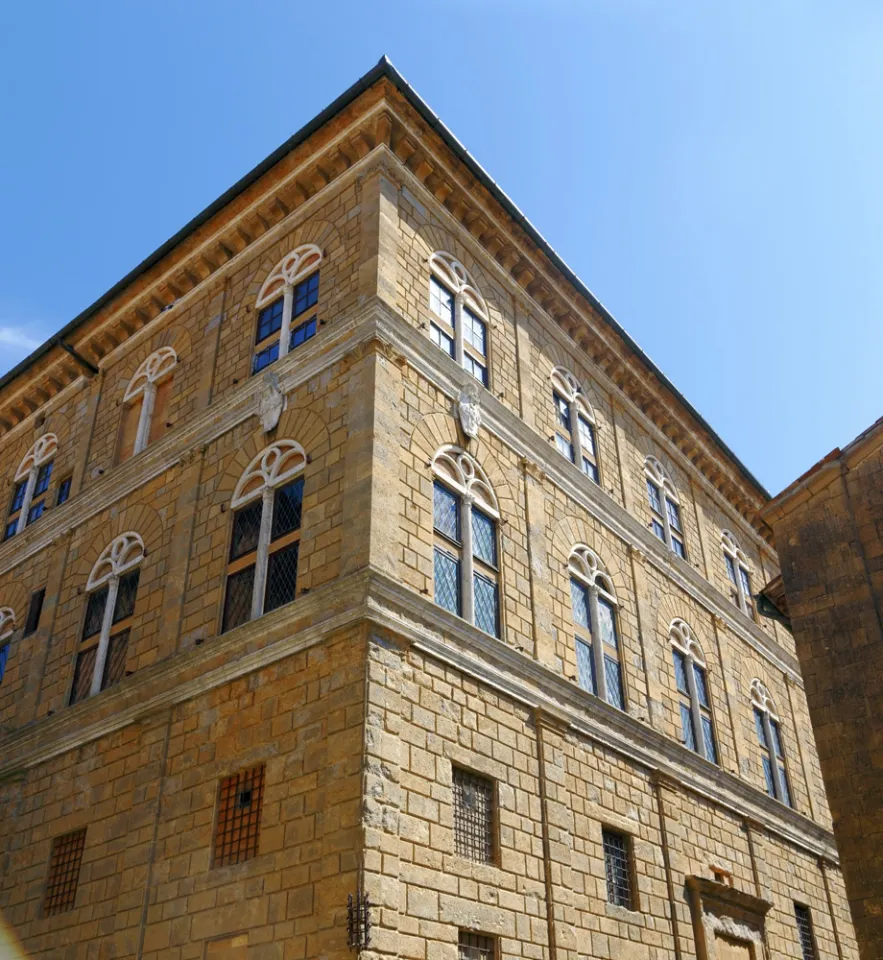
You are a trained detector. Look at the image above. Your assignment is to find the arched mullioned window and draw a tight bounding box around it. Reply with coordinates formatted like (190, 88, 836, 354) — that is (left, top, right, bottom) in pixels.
(5, 434, 58, 541)
(644, 457, 685, 559)
(0, 607, 15, 686)
(568, 545, 624, 709)
(670, 620, 718, 763)
(551, 367, 600, 484)
(70, 532, 145, 705)
(428, 252, 490, 387)
(722, 531, 754, 618)
(431, 445, 500, 637)
(222, 441, 306, 633)
(750, 680, 793, 806)
(253, 245, 322, 374)
(118, 347, 178, 461)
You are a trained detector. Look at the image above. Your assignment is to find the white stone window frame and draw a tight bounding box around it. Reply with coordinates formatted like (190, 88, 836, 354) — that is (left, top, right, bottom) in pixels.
(431, 445, 500, 633)
(749, 679, 791, 805)
(229, 440, 307, 623)
(0, 607, 15, 642)
(670, 619, 718, 763)
(83, 532, 145, 699)
(124, 347, 178, 457)
(255, 244, 323, 364)
(8, 433, 58, 538)
(550, 367, 600, 484)
(568, 544, 624, 707)
(722, 530, 755, 618)
(428, 252, 491, 387)
(644, 456, 686, 559)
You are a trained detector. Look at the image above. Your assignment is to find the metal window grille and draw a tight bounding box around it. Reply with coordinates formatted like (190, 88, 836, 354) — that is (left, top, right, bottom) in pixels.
(101, 630, 129, 691)
(214, 765, 265, 867)
(43, 828, 87, 915)
(230, 501, 263, 561)
(272, 478, 304, 540)
(453, 768, 494, 863)
(222, 565, 255, 633)
(603, 828, 633, 908)
(69, 646, 97, 705)
(795, 904, 817, 960)
(459, 932, 495, 960)
(113, 570, 140, 624)
(24, 587, 45, 636)
(264, 542, 299, 614)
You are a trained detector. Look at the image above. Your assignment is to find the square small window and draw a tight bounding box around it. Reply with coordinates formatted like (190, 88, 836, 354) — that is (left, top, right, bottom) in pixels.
(43, 828, 87, 916)
(213, 765, 265, 867)
(453, 767, 495, 863)
(458, 931, 496, 960)
(602, 828, 634, 909)
(24, 587, 45, 637)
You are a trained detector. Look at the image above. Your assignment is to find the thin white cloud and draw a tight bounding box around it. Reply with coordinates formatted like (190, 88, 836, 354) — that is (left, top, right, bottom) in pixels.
(0, 327, 42, 351)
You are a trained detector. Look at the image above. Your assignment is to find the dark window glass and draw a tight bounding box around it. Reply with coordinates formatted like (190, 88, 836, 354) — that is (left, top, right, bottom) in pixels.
(471, 508, 497, 566)
(453, 767, 494, 863)
(230, 500, 263, 561)
(762, 755, 776, 798)
(252, 341, 280, 375)
(102, 630, 129, 690)
(603, 829, 633, 908)
(672, 649, 689, 694)
(665, 497, 681, 532)
(292, 272, 319, 319)
(473, 572, 499, 637)
(27, 500, 45, 523)
(575, 639, 596, 694)
(222, 565, 255, 633)
(289, 316, 316, 350)
(430, 276, 454, 324)
(10, 479, 27, 513)
(554, 393, 571, 431)
(264, 542, 299, 613)
(0, 644, 8, 684)
(578, 416, 596, 457)
(671, 537, 686, 559)
(582, 457, 599, 484)
(430, 323, 455, 358)
(256, 298, 284, 344)
(24, 588, 45, 636)
(680, 703, 696, 750)
(34, 462, 53, 496)
(463, 353, 488, 386)
(570, 579, 590, 631)
(82, 587, 108, 640)
(725, 554, 738, 585)
(462, 308, 486, 355)
(780, 765, 792, 807)
(795, 904, 817, 960)
(272, 478, 304, 541)
(113, 570, 140, 624)
(434, 547, 460, 615)
(693, 664, 710, 708)
(604, 656, 624, 710)
(597, 597, 618, 650)
(3, 519, 17, 541)
(70, 646, 97, 704)
(433, 482, 460, 543)
(754, 707, 767, 746)
(739, 566, 752, 604)
(651, 519, 665, 541)
(702, 716, 718, 765)
(458, 932, 495, 960)
(43, 829, 87, 916)
(555, 433, 575, 462)
(56, 476, 72, 506)
(646, 479, 661, 513)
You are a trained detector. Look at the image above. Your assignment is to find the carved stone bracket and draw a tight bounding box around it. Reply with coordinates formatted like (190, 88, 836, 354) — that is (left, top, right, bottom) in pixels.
(458, 382, 481, 441)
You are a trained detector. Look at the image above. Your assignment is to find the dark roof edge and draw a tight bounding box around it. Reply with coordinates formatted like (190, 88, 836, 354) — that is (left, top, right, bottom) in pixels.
(3, 55, 770, 502)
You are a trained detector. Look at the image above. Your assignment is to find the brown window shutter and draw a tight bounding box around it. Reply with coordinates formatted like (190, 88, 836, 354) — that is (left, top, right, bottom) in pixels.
(148, 376, 173, 445)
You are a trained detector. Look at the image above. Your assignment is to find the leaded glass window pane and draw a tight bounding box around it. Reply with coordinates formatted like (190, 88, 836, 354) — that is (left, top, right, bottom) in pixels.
(554, 393, 571, 431)
(472, 509, 497, 566)
(672, 649, 689, 694)
(463, 308, 486, 355)
(665, 498, 681, 532)
(0, 643, 8, 683)
(10, 479, 26, 513)
(578, 417, 596, 456)
(430, 276, 455, 324)
(82, 587, 108, 640)
(762, 756, 776, 797)
(464, 353, 488, 386)
(292, 272, 319, 319)
(230, 500, 263, 561)
(681, 703, 696, 750)
(739, 566, 752, 603)
(556, 434, 575, 461)
(576, 639, 596, 694)
(754, 708, 767, 746)
(702, 715, 718, 764)
(604, 656, 624, 710)
(256, 298, 284, 343)
(597, 597, 618, 650)
(474, 573, 499, 637)
(430, 323, 455, 357)
(222, 565, 255, 633)
(433, 482, 460, 543)
(571, 579, 589, 631)
(779, 764, 792, 806)
(603, 829, 632, 908)
(272, 477, 304, 540)
(113, 570, 140, 624)
(434, 548, 460, 616)
(646, 479, 661, 513)
(264, 542, 299, 613)
(693, 664, 710, 708)
(769, 718, 784, 758)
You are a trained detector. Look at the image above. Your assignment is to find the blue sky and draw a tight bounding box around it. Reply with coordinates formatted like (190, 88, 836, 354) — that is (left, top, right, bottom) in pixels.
(1, 1, 880, 494)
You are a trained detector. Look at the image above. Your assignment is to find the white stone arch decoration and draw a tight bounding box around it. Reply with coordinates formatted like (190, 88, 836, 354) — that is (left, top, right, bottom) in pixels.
(429, 251, 488, 319)
(15, 433, 58, 482)
(551, 367, 595, 422)
(257, 244, 323, 309)
(431, 445, 498, 517)
(721, 530, 747, 565)
(0, 607, 15, 641)
(124, 347, 178, 402)
(669, 618, 706, 665)
(644, 455, 679, 502)
(749, 678, 778, 719)
(88, 532, 146, 591)
(568, 544, 616, 603)
(232, 440, 307, 509)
